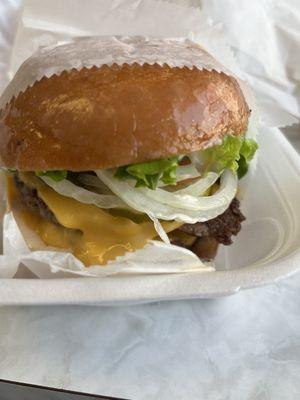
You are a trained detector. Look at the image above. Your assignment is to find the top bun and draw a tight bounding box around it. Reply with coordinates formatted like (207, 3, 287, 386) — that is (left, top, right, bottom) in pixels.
(0, 45, 250, 171)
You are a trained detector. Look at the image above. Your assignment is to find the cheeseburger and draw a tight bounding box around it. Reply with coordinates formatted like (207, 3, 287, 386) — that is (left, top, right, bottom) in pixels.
(0, 38, 258, 267)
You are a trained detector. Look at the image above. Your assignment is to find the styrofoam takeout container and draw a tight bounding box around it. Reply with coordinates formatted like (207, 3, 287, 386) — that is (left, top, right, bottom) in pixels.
(0, 125, 299, 305)
(1, 0, 299, 305)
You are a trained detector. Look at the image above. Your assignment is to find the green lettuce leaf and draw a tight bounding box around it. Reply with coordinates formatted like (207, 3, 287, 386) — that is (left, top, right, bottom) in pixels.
(238, 138, 258, 178)
(115, 157, 179, 190)
(114, 135, 258, 190)
(36, 170, 68, 182)
(200, 136, 242, 174)
(201, 136, 258, 178)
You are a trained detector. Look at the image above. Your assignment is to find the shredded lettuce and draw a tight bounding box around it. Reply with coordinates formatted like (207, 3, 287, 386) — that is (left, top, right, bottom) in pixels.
(115, 157, 179, 190)
(200, 136, 258, 178)
(36, 170, 68, 182)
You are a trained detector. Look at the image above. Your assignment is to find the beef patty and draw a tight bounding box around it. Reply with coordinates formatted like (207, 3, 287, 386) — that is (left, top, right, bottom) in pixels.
(170, 198, 245, 259)
(178, 198, 245, 246)
(14, 175, 59, 225)
(14, 175, 245, 260)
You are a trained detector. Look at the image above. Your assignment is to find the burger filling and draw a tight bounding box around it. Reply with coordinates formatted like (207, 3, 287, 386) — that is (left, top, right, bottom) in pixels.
(5, 135, 257, 266)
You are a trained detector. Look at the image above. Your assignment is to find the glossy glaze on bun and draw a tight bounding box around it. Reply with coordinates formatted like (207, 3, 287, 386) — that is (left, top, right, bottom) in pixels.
(0, 63, 249, 171)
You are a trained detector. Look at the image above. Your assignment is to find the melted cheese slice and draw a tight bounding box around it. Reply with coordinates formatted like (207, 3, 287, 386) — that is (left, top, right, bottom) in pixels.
(7, 174, 182, 266)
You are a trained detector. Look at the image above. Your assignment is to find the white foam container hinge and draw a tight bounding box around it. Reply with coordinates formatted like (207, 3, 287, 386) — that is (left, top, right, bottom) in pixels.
(0, 125, 299, 305)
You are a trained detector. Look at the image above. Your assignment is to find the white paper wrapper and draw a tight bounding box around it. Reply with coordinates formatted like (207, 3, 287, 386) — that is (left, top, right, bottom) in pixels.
(201, 0, 300, 129)
(2, 212, 214, 278)
(0, 35, 252, 110)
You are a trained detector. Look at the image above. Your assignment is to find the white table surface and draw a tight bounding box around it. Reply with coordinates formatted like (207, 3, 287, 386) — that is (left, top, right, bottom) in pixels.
(1, 275, 300, 400)
(0, 1, 300, 399)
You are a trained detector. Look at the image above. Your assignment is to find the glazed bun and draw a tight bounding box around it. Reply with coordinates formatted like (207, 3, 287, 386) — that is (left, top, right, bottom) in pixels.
(0, 63, 249, 171)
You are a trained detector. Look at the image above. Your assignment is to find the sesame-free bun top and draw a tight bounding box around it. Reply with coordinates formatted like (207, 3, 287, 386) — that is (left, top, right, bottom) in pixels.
(0, 46, 250, 171)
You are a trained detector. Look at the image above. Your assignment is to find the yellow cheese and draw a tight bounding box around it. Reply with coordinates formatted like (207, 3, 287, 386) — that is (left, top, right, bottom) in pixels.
(7, 174, 181, 266)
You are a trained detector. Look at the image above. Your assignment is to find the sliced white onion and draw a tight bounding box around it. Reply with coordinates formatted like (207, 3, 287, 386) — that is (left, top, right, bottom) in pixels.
(188, 152, 204, 172)
(148, 213, 170, 244)
(96, 169, 238, 223)
(139, 174, 218, 210)
(154, 171, 219, 201)
(40, 176, 128, 209)
(174, 172, 218, 196)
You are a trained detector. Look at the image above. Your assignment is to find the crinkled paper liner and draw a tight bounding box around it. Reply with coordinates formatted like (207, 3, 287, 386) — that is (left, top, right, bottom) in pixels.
(1, 212, 214, 278)
(0, 35, 256, 278)
(0, 36, 256, 110)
